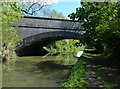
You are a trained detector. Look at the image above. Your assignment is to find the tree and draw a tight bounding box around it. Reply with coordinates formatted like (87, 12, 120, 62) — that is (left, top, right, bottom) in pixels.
(0, 2, 23, 62)
(43, 39, 85, 65)
(68, 2, 120, 65)
(42, 8, 66, 18)
(8, 0, 65, 18)
(10, 0, 57, 16)
(9, 2, 46, 16)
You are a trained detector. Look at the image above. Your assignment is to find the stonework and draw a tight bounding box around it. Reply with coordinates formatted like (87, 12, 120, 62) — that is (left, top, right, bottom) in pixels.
(15, 16, 85, 56)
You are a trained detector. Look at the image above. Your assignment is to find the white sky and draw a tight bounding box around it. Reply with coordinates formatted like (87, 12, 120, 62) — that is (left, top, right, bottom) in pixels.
(58, 0, 80, 2)
(17, 0, 80, 4)
(17, 0, 58, 4)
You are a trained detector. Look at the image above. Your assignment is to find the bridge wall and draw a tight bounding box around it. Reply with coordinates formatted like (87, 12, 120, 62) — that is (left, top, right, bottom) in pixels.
(14, 16, 83, 30)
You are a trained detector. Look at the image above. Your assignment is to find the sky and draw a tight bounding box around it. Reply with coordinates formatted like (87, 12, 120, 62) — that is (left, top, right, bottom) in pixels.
(18, 0, 81, 18)
(52, 2, 81, 18)
(51, 0, 81, 18)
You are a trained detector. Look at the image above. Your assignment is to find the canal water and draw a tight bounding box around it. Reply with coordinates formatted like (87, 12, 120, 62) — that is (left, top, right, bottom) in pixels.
(2, 56, 70, 87)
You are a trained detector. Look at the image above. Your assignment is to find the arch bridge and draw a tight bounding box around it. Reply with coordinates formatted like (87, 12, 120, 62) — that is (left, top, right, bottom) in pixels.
(14, 16, 85, 56)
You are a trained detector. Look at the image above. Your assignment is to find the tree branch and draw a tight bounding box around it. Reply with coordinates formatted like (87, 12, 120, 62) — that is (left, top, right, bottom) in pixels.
(10, 2, 46, 15)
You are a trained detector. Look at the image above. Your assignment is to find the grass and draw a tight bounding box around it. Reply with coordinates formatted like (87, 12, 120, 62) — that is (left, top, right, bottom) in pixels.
(62, 55, 87, 88)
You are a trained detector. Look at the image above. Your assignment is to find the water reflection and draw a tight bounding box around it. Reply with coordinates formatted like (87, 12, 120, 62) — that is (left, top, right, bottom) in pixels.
(2, 56, 70, 87)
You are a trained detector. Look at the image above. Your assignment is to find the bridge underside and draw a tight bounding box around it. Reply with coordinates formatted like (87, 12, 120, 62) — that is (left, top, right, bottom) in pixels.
(16, 31, 83, 56)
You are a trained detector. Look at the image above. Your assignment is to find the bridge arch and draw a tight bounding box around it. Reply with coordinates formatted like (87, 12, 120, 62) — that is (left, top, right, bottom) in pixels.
(16, 31, 84, 56)
(15, 16, 85, 56)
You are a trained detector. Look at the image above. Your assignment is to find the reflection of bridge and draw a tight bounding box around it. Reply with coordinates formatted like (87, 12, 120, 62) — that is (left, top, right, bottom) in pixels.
(15, 16, 85, 56)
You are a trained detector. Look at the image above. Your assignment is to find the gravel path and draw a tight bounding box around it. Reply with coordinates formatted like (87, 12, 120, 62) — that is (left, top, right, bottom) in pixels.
(85, 52, 120, 88)
(86, 59, 103, 87)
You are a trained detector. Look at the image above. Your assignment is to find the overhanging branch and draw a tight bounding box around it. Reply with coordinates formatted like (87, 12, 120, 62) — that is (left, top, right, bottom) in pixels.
(10, 2, 47, 15)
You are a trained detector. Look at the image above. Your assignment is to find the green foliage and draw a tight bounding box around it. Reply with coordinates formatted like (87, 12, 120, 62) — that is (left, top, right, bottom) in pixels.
(62, 56, 87, 88)
(43, 39, 85, 65)
(69, 2, 119, 43)
(0, 2, 24, 61)
(68, 2, 120, 65)
(1, 2, 23, 46)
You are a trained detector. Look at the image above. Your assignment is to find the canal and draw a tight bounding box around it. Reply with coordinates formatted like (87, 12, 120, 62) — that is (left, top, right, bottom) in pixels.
(2, 56, 70, 87)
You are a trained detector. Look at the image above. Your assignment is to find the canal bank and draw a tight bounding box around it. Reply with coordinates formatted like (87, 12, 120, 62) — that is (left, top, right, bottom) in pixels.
(62, 51, 120, 88)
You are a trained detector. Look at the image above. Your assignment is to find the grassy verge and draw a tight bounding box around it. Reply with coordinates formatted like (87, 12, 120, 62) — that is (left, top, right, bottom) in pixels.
(62, 56, 87, 88)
